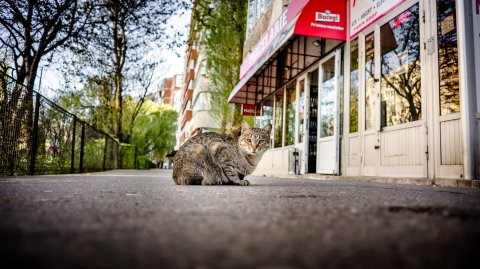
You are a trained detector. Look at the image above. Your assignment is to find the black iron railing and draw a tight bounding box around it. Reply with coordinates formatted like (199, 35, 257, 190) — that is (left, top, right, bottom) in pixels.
(0, 72, 137, 176)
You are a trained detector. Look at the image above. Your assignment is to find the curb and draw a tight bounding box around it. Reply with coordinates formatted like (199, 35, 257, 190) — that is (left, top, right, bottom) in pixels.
(257, 174, 480, 189)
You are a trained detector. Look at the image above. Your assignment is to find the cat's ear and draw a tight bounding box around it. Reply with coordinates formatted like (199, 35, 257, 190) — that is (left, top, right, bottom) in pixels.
(241, 121, 252, 133)
(263, 124, 272, 134)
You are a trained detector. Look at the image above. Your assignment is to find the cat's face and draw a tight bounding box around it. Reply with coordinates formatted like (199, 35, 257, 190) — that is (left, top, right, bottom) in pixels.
(239, 122, 272, 156)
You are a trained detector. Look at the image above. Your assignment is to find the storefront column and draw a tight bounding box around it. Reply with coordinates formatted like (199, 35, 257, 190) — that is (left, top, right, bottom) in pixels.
(456, 0, 478, 179)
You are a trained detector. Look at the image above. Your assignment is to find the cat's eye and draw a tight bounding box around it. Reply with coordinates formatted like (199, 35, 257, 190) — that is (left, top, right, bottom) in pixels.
(246, 139, 251, 143)
(259, 140, 265, 144)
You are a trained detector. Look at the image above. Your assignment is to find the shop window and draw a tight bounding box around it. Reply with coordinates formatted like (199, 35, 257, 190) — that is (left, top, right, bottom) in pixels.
(365, 33, 376, 130)
(274, 89, 285, 148)
(255, 96, 274, 148)
(297, 79, 306, 143)
(380, 4, 421, 127)
(349, 38, 359, 133)
(437, 0, 459, 115)
(320, 57, 336, 137)
(285, 80, 297, 146)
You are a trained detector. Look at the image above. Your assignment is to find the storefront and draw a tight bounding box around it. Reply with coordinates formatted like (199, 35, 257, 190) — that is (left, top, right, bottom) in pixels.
(229, 0, 479, 180)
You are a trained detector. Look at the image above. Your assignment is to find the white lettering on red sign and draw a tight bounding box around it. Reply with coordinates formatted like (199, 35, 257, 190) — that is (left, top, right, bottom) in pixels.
(316, 10, 340, 22)
(243, 105, 256, 115)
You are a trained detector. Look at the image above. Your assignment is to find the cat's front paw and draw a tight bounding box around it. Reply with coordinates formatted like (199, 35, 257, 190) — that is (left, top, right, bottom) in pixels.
(238, 179, 250, 186)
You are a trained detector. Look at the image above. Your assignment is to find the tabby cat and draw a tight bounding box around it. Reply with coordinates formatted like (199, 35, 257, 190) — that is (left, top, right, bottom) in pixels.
(173, 121, 272, 185)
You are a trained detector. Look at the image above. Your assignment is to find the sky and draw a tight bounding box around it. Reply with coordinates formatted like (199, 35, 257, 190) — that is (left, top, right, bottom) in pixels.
(38, 8, 191, 98)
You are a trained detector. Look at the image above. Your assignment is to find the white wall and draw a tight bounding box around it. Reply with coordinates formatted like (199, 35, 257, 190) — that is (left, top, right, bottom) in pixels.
(252, 146, 293, 176)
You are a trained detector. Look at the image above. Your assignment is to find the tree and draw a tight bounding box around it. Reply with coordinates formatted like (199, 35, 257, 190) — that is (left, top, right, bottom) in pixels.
(57, 76, 116, 134)
(0, 0, 92, 92)
(0, 1, 94, 175)
(67, 0, 189, 142)
(130, 103, 177, 159)
(193, 0, 248, 134)
(0, 60, 7, 98)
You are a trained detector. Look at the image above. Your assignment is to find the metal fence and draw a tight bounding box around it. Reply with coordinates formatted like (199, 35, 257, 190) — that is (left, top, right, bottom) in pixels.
(0, 73, 137, 176)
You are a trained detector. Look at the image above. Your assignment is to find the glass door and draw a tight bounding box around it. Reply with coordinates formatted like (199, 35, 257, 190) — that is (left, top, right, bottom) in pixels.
(432, 0, 463, 178)
(317, 49, 342, 174)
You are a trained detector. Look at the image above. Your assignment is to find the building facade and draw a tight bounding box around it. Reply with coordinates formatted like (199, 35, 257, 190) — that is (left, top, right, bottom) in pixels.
(177, 2, 221, 148)
(229, 0, 479, 180)
(159, 74, 183, 111)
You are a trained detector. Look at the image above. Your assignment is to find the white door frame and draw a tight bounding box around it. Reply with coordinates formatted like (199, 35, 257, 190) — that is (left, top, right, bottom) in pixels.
(317, 49, 342, 174)
(427, 0, 464, 178)
(295, 75, 309, 175)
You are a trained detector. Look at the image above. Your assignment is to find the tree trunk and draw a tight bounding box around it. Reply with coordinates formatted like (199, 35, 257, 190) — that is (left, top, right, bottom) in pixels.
(115, 72, 123, 142)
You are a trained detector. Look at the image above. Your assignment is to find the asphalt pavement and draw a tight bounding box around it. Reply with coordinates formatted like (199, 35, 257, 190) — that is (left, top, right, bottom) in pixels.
(1, 169, 480, 269)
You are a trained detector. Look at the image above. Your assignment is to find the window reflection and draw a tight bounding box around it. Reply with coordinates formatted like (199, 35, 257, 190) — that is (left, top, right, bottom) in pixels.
(437, 0, 459, 115)
(320, 58, 336, 137)
(298, 79, 305, 143)
(365, 33, 376, 130)
(285, 80, 297, 146)
(274, 89, 284, 148)
(380, 4, 421, 127)
(349, 38, 359, 133)
(255, 96, 274, 148)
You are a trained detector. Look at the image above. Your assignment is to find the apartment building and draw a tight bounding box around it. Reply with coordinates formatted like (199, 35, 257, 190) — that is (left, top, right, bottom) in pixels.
(177, 2, 221, 148)
(159, 74, 183, 112)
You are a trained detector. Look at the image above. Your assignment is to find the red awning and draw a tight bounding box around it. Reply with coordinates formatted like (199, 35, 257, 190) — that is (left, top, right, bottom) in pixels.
(229, 0, 347, 104)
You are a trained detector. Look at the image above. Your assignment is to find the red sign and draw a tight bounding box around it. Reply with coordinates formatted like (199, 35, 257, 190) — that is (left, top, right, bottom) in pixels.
(242, 105, 256, 116)
(294, 0, 347, 41)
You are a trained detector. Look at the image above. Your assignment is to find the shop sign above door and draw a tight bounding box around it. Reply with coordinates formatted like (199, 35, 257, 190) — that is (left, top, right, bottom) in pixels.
(350, 0, 406, 38)
(239, 0, 347, 79)
(294, 0, 347, 41)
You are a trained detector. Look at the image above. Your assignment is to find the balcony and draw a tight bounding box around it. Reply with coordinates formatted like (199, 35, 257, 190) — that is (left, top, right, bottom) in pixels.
(180, 110, 192, 130)
(190, 49, 198, 61)
(185, 68, 195, 84)
(181, 89, 193, 112)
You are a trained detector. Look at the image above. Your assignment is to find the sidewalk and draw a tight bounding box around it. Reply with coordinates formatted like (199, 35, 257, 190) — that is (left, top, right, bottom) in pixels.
(260, 173, 480, 189)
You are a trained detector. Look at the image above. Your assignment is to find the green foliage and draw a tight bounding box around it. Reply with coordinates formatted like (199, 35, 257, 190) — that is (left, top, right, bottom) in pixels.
(194, 0, 248, 134)
(83, 138, 105, 172)
(64, 0, 190, 142)
(120, 144, 137, 169)
(121, 96, 157, 142)
(130, 104, 177, 159)
(56, 77, 117, 134)
(136, 156, 155, 170)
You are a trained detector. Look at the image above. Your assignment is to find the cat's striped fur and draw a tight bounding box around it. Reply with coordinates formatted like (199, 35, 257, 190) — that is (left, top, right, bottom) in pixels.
(173, 121, 272, 185)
